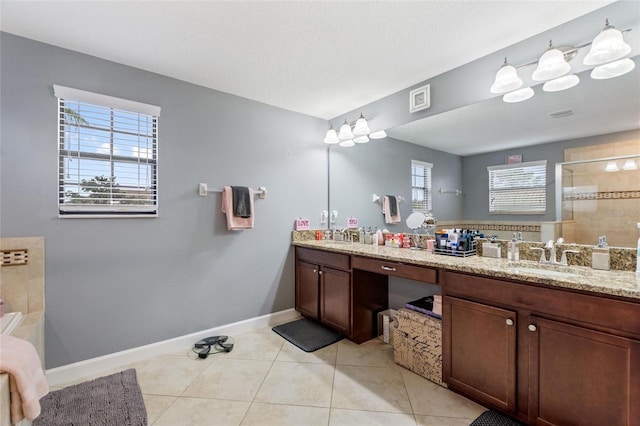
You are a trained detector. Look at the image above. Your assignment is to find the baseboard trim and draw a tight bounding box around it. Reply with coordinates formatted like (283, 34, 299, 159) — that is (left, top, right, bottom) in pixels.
(45, 308, 300, 386)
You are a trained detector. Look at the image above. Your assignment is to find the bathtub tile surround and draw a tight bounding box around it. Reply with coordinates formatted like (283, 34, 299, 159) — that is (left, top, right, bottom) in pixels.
(54, 325, 486, 426)
(0, 237, 45, 314)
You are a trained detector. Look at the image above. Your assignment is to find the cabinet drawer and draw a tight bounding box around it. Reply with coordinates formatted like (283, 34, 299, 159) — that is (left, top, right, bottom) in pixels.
(444, 270, 640, 339)
(352, 256, 438, 283)
(296, 247, 350, 270)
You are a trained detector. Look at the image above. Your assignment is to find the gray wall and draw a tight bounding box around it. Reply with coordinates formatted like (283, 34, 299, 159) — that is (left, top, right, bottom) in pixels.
(0, 33, 328, 368)
(461, 129, 640, 221)
(329, 137, 463, 231)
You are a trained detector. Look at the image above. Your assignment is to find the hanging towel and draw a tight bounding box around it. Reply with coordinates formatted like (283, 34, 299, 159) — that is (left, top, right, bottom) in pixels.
(232, 186, 252, 218)
(382, 195, 401, 224)
(222, 186, 254, 230)
(0, 334, 49, 424)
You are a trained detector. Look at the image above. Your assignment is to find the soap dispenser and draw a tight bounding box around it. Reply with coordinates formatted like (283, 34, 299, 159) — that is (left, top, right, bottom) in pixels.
(508, 233, 519, 261)
(592, 236, 610, 271)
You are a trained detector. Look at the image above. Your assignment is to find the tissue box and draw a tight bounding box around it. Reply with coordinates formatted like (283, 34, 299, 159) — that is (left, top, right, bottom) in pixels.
(393, 308, 446, 387)
(482, 242, 501, 258)
(377, 309, 398, 344)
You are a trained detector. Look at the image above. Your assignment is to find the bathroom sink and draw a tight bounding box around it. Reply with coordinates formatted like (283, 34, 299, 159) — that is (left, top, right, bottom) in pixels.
(508, 266, 580, 279)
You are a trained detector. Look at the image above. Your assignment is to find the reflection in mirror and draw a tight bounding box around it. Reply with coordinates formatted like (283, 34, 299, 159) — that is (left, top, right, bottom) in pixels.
(557, 154, 640, 247)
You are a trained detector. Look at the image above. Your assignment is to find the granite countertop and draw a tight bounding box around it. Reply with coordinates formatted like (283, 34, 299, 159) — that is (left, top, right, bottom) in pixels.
(293, 240, 640, 301)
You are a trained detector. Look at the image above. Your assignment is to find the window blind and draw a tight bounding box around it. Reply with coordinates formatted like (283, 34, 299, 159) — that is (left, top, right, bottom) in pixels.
(411, 160, 433, 212)
(56, 87, 160, 216)
(488, 160, 547, 214)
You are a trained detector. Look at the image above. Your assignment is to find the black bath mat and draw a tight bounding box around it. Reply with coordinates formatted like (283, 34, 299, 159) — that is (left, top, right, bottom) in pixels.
(272, 318, 343, 352)
(34, 369, 147, 426)
(470, 410, 525, 425)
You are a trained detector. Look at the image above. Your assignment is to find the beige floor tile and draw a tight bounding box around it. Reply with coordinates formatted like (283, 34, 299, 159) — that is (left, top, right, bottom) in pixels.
(253, 362, 335, 407)
(331, 365, 412, 413)
(153, 397, 250, 426)
(275, 340, 338, 364)
(329, 408, 417, 426)
(128, 354, 210, 396)
(182, 358, 272, 401)
(401, 369, 485, 418)
(142, 394, 176, 425)
(241, 402, 330, 426)
(336, 338, 396, 367)
(415, 415, 478, 426)
(222, 332, 284, 361)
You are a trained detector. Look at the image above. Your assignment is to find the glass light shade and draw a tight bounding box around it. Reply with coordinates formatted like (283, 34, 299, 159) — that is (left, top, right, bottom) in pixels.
(352, 114, 371, 136)
(323, 128, 339, 144)
(503, 87, 534, 103)
(338, 120, 354, 140)
(622, 159, 638, 171)
(339, 139, 355, 147)
(353, 135, 369, 144)
(532, 48, 571, 81)
(543, 74, 580, 92)
(490, 63, 523, 94)
(591, 58, 635, 79)
(605, 161, 619, 172)
(369, 130, 387, 139)
(583, 27, 631, 66)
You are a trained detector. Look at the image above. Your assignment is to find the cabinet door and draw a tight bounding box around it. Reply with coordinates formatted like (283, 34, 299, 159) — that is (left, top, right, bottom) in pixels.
(295, 260, 319, 320)
(443, 296, 517, 414)
(529, 316, 640, 426)
(320, 266, 351, 335)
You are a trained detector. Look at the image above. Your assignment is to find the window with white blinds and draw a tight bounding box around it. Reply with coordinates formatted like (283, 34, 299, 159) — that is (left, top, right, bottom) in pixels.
(411, 160, 433, 212)
(488, 160, 547, 214)
(55, 86, 160, 217)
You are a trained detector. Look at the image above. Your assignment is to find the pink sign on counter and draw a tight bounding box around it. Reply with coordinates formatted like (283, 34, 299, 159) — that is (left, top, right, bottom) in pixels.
(295, 218, 310, 230)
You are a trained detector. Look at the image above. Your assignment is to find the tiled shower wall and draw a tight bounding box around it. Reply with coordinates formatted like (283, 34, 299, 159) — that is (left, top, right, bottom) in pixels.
(0, 237, 44, 313)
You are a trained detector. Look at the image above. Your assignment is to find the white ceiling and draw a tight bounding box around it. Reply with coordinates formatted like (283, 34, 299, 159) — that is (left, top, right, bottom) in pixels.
(0, 0, 616, 121)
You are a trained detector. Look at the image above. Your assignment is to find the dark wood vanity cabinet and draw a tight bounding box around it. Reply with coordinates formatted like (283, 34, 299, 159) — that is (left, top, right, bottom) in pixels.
(295, 247, 351, 335)
(444, 296, 517, 414)
(443, 271, 640, 425)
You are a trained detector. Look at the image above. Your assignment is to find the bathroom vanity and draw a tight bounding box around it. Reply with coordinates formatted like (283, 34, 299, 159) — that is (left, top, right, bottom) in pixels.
(293, 240, 640, 425)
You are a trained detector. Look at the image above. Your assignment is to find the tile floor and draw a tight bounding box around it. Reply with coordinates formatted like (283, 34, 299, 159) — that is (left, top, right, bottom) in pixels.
(55, 324, 487, 426)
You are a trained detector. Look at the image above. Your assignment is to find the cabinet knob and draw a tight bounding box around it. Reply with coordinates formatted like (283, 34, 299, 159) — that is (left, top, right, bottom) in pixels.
(506, 319, 514, 326)
(318, 270, 323, 275)
(313, 269, 317, 273)
(528, 324, 537, 332)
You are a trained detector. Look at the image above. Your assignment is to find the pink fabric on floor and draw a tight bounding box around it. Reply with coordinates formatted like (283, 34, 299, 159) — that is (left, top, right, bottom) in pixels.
(221, 186, 254, 230)
(0, 334, 49, 423)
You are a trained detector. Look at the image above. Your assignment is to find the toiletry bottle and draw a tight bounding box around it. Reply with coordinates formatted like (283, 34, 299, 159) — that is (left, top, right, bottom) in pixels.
(592, 236, 610, 271)
(509, 233, 519, 261)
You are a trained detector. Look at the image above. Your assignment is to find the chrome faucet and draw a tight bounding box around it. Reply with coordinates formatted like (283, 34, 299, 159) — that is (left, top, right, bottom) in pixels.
(537, 239, 579, 266)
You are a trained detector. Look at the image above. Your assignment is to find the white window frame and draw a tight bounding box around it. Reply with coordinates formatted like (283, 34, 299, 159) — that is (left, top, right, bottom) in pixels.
(488, 160, 547, 214)
(411, 160, 433, 212)
(55, 85, 160, 218)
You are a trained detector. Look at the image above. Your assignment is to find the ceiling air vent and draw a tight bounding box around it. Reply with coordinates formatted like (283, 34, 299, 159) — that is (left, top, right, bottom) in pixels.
(548, 109, 574, 118)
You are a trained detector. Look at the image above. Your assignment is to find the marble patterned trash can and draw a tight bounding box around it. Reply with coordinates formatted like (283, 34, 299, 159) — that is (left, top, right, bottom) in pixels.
(393, 308, 446, 387)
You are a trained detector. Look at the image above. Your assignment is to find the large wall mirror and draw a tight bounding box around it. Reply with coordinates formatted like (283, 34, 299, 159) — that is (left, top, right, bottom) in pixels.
(328, 2, 639, 248)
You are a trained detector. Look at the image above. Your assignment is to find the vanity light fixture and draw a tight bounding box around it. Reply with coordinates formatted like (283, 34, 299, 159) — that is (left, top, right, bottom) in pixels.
(369, 130, 387, 139)
(543, 74, 580, 92)
(503, 87, 534, 103)
(492, 19, 633, 102)
(324, 113, 382, 147)
(622, 159, 638, 171)
(591, 57, 636, 79)
(490, 58, 523, 94)
(583, 19, 631, 66)
(532, 41, 571, 81)
(605, 161, 620, 172)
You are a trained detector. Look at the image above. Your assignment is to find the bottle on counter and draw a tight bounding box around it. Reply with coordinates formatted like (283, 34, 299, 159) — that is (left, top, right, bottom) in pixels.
(592, 236, 610, 271)
(508, 232, 519, 261)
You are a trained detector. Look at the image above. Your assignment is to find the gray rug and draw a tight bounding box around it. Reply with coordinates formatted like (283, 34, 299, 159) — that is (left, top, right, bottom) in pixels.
(470, 410, 525, 425)
(272, 318, 343, 352)
(34, 369, 147, 426)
